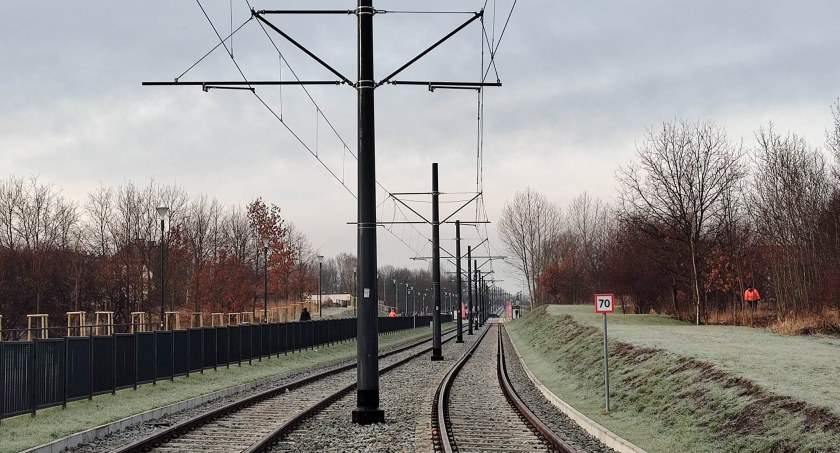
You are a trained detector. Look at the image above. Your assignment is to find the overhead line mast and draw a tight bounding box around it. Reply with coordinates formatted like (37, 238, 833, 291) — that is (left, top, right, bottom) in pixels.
(143, 1, 502, 426)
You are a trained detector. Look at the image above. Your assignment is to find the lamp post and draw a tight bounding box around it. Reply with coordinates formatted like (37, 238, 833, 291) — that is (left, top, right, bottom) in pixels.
(262, 237, 269, 323)
(404, 283, 409, 314)
(392, 279, 397, 314)
(317, 255, 324, 318)
(156, 206, 169, 330)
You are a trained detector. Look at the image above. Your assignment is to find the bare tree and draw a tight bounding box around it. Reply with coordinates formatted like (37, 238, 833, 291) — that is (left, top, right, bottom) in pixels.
(568, 192, 615, 292)
(618, 120, 744, 324)
(827, 98, 840, 179)
(751, 124, 830, 312)
(498, 188, 562, 308)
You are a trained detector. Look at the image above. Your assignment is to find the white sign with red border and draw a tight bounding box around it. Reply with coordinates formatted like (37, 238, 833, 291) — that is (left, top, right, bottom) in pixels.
(594, 294, 615, 314)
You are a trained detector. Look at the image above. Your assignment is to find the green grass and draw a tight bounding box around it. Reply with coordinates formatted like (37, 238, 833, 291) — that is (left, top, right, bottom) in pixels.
(506, 306, 840, 453)
(0, 327, 437, 453)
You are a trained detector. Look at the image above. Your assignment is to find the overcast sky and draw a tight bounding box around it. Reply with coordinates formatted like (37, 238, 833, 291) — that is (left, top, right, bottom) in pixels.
(2, 1, 839, 295)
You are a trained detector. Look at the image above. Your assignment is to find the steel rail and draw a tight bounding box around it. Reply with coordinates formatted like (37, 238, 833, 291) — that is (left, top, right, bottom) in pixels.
(432, 325, 490, 452)
(497, 325, 579, 453)
(114, 328, 455, 453)
(244, 332, 459, 452)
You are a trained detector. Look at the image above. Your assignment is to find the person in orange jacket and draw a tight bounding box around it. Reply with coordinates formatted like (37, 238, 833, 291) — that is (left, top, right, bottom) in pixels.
(744, 283, 760, 310)
(388, 309, 397, 318)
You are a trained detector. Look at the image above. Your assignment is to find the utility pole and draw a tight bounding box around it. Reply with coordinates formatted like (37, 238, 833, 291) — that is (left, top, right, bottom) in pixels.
(353, 0, 384, 425)
(467, 246, 473, 335)
(431, 163, 443, 360)
(455, 220, 463, 343)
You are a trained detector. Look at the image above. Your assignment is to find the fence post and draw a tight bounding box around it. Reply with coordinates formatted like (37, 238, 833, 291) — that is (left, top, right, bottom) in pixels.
(133, 332, 138, 391)
(1, 341, 5, 423)
(153, 331, 157, 386)
(185, 329, 190, 378)
(170, 330, 174, 382)
(63, 337, 68, 408)
(248, 326, 252, 366)
(258, 325, 262, 363)
(112, 334, 116, 395)
(88, 330, 93, 401)
(238, 327, 242, 367)
(200, 327, 205, 374)
(31, 339, 37, 416)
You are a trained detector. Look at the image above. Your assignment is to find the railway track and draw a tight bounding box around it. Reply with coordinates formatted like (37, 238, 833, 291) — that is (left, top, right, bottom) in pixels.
(434, 322, 579, 453)
(115, 329, 456, 453)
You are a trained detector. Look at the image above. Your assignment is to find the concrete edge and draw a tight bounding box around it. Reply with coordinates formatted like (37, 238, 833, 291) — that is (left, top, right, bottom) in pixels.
(22, 370, 286, 453)
(504, 322, 648, 453)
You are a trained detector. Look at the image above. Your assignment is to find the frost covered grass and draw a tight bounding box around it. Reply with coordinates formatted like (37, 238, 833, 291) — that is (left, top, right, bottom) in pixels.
(0, 326, 438, 453)
(506, 306, 840, 453)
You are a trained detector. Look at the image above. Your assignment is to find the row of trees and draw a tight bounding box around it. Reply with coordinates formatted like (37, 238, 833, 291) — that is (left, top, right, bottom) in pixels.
(500, 101, 840, 324)
(0, 176, 473, 332)
(0, 179, 320, 331)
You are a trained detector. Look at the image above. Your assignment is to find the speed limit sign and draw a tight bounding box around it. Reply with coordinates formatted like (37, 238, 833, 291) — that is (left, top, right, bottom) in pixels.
(595, 294, 615, 314)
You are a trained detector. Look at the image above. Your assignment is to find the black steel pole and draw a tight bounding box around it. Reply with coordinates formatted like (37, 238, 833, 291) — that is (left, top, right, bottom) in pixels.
(455, 220, 463, 343)
(318, 260, 322, 318)
(474, 263, 479, 330)
(353, 0, 384, 425)
(467, 246, 473, 335)
(431, 163, 443, 360)
(159, 219, 165, 330)
(264, 246, 268, 323)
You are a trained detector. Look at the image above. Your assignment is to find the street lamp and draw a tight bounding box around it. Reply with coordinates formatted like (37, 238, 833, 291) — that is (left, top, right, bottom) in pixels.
(392, 279, 398, 315)
(412, 287, 416, 316)
(262, 237, 269, 323)
(404, 283, 409, 315)
(317, 255, 324, 318)
(156, 206, 169, 330)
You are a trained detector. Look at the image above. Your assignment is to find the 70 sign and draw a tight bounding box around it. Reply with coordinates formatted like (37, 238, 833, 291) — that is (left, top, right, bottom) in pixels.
(594, 294, 615, 314)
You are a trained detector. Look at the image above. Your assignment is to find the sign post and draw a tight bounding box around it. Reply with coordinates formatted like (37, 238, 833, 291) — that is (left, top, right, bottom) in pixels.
(595, 293, 614, 413)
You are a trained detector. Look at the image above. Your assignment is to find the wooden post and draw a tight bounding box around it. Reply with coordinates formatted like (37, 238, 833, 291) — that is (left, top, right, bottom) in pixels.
(130, 312, 146, 333)
(227, 313, 241, 326)
(191, 312, 203, 328)
(94, 311, 114, 336)
(210, 313, 224, 327)
(241, 312, 254, 325)
(27, 314, 49, 340)
(164, 311, 181, 330)
(66, 312, 87, 337)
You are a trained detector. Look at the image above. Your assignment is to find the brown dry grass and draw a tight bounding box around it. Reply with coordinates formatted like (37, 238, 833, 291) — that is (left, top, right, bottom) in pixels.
(767, 308, 840, 335)
(706, 307, 840, 335)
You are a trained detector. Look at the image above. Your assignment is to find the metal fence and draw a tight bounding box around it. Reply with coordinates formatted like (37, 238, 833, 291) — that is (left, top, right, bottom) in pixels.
(0, 315, 446, 421)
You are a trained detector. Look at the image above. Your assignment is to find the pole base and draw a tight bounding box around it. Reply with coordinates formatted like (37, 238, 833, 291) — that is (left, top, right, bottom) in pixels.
(431, 354, 444, 361)
(431, 347, 444, 361)
(352, 407, 385, 425)
(456, 338, 464, 343)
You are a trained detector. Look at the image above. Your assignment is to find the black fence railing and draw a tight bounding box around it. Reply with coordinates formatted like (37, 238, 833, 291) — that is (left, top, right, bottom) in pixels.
(0, 315, 449, 421)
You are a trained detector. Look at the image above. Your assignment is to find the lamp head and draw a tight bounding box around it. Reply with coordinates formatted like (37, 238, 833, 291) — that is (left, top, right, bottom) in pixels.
(156, 206, 169, 220)
(262, 237, 270, 249)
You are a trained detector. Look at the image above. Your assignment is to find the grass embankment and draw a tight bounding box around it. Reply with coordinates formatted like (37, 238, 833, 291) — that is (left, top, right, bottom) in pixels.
(0, 326, 437, 453)
(506, 306, 840, 453)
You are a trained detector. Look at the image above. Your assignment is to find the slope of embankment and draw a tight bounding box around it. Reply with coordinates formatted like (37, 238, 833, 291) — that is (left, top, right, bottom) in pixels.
(505, 305, 840, 452)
